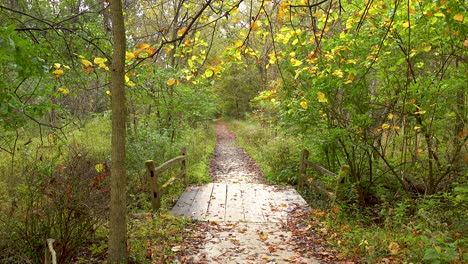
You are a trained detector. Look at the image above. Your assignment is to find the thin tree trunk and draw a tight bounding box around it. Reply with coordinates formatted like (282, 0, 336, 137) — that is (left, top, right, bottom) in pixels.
(109, 0, 128, 262)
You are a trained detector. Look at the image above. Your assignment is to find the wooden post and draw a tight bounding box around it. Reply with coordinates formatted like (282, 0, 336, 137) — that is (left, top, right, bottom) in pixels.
(181, 147, 187, 187)
(298, 149, 309, 189)
(44, 238, 57, 264)
(145, 160, 161, 212)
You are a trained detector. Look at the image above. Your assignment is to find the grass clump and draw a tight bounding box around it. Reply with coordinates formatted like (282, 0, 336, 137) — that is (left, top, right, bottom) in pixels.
(228, 120, 302, 184)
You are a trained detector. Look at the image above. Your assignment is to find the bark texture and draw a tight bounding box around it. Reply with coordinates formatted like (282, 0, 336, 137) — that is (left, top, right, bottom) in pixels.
(109, 0, 128, 262)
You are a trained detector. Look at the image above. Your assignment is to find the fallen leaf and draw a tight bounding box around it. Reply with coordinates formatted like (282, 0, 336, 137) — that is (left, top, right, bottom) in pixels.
(171, 245, 182, 252)
(258, 231, 268, 241)
(388, 242, 400, 255)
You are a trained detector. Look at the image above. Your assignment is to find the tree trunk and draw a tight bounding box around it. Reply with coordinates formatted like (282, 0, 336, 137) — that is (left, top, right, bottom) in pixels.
(109, 0, 128, 263)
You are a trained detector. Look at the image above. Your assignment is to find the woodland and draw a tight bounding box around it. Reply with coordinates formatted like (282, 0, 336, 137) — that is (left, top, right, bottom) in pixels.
(0, 0, 466, 263)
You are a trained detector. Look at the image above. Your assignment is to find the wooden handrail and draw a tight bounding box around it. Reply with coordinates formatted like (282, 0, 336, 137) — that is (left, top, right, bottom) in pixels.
(298, 149, 336, 200)
(145, 147, 187, 212)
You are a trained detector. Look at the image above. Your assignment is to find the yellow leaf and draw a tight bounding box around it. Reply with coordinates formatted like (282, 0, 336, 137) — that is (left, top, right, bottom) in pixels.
(382, 123, 390, 129)
(402, 21, 410, 28)
(94, 57, 108, 64)
(167, 78, 176, 86)
(177, 27, 187, 37)
(53, 63, 61, 69)
(300, 101, 308, 109)
(138, 43, 150, 49)
(106, 90, 112, 96)
(332, 70, 344, 78)
(63, 65, 71, 70)
(126, 51, 135, 60)
(290, 58, 303, 67)
(454, 13, 464, 22)
(414, 110, 426, 115)
(53, 69, 64, 76)
(146, 47, 155, 56)
(325, 54, 334, 60)
(204, 69, 214, 78)
(388, 113, 394, 120)
(250, 21, 260, 31)
(317, 92, 328, 103)
(258, 232, 268, 241)
(125, 74, 130, 83)
(57, 87, 69, 95)
(95, 163, 104, 173)
(127, 81, 136, 87)
(81, 59, 93, 67)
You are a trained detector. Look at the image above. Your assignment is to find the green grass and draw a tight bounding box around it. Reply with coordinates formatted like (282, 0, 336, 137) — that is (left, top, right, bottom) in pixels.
(228, 120, 302, 184)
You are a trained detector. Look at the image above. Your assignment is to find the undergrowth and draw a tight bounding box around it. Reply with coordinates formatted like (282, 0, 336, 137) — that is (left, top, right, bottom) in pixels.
(0, 114, 215, 263)
(229, 119, 467, 263)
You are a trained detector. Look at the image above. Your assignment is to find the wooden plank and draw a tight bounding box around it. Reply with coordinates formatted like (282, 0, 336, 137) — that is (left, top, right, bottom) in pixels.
(205, 183, 227, 222)
(189, 183, 214, 220)
(171, 186, 200, 217)
(242, 183, 264, 222)
(256, 186, 284, 223)
(154, 156, 185, 175)
(225, 183, 244, 222)
(161, 172, 185, 191)
(304, 160, 337, 177)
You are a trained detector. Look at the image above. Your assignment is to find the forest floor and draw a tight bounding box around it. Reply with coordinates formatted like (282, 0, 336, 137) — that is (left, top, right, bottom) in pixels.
(174, 122, 348, 264)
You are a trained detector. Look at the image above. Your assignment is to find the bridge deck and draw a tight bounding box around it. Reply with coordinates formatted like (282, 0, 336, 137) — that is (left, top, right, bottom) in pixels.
(171, 183, 308, 223)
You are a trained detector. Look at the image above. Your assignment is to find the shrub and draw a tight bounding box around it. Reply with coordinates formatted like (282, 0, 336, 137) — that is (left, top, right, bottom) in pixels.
(0, 146, 109, 263)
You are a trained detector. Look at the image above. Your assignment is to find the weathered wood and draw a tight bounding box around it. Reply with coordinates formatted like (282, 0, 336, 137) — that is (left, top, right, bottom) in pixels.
(161, 172, 185, 190)
(304, 159, 338, 177)
(145, 160, 161, 211)
(225, 183, 244, 222)
(181, 147, 187, 187)
(154, 155, 185, 175)
(298, 149, 309, 189)
(172, 183, 309, 223)
(205, 183, 227, 222)
(145, 147, 187, 212)
(242, 184, 265, 222)
(172, 186, 200, 217)
(189, 183, 214, 220)
(44, 238, 57, 264)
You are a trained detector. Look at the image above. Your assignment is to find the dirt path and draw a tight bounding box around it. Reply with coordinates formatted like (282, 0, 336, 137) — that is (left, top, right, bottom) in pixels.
(174, 122, 321, 264)
(209, 122, 264, 183)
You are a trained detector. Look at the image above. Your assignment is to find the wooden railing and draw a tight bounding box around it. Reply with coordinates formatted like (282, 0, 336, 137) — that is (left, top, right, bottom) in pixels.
(145, 147, 187, 212)
(298, 149, 342, 200)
